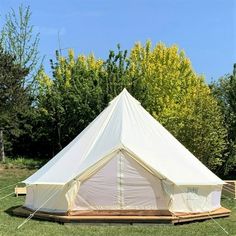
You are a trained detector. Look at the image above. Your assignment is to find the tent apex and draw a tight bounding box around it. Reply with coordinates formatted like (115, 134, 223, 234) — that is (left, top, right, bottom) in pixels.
(120, 88, 128, 95)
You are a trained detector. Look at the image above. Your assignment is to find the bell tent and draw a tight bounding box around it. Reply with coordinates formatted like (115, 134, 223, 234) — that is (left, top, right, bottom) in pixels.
(23, 88, 224, 215)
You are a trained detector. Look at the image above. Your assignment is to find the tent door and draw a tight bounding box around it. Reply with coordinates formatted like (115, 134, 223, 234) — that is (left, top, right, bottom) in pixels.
(71, 151, 169, 211)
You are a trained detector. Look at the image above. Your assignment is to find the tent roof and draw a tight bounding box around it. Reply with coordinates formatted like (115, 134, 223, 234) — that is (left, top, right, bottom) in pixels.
(24, 89, 224, 186)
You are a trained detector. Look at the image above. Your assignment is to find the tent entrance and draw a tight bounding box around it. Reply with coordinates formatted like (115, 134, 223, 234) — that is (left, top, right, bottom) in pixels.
(70, 151, 169, 213)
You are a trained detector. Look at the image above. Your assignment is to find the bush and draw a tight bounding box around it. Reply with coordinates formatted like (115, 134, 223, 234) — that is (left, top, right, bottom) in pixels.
(0, 156, 45, 169)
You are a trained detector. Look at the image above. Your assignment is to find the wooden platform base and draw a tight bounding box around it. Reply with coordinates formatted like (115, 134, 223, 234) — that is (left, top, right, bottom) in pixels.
(222, 180, 236, 199)
(12, 206, 230, 225)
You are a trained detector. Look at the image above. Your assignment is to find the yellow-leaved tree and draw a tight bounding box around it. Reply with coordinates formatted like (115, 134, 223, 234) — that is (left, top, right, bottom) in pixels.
(128, 41, 227, 170)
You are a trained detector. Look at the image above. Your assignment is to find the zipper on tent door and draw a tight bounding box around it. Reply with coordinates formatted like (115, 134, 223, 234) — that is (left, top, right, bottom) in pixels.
(118, 152, 124, 209)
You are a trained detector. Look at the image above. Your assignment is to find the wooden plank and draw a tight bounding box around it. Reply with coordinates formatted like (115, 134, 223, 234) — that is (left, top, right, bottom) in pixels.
(171, 207, 231, 224)
(14, 186, 26, 197)
(174, 207, 231, 217)
(69, 209, 172, 216)
(172, 213, 230, 224)
(223, 180, 236, 199)
(12, 206, 230, 225)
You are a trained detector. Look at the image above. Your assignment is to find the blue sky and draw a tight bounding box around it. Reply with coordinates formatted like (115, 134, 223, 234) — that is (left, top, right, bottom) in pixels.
(0, 0, 235, 81)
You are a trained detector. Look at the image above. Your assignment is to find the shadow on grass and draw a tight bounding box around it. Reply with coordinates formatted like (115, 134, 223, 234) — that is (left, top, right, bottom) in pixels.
(5, 205, 23, 217)
(4, 205, 64, 225)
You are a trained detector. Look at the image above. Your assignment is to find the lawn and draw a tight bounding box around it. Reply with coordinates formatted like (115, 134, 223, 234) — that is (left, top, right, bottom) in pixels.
(0, 166, 235, 236)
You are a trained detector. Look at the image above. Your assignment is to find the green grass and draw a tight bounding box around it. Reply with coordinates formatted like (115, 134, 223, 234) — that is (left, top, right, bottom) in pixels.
(0, 166, 235, 236)
(1, 157, 45, 170)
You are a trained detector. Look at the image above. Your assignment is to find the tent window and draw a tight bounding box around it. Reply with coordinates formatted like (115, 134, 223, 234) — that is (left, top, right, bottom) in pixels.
(187, 187, 198, 200)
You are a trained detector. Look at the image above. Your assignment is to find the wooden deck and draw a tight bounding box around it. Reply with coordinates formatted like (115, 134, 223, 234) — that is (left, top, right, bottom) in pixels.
(14, 186, 26, 197)
(12, 206, 230, 225)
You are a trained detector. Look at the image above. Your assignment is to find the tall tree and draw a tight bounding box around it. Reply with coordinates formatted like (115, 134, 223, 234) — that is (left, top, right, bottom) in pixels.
(102, 44, 130, 104)
(34, 50, 104, 156)
(31, 41, 227, 173)
(0, 4, 40, 85)
(211, 64, 236, 177)
(127, 41, 227, 171)
(0, 46, 29, 160)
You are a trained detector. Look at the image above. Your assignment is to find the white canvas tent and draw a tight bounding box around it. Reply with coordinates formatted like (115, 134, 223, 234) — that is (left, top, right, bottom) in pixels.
(23, 89, 224, 215)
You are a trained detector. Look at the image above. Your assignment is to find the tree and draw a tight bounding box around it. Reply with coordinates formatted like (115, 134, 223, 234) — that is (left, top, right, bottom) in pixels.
(127, 41, 227, 170)
(102, 44, 130, 104)
(0, 45, 29, 160)
(0, 129, 5, 162)
(34, 50, 104, 156)
(211, 64, 236, 177)
(0, 4, 40, 85)
(30, 41, 227, 173)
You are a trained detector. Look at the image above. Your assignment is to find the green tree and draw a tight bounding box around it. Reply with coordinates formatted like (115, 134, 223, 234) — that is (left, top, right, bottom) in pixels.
(32, 41, 227, 173)
(102, 44, 130, 103)
(0, 45, 29, 160)
(35, 50, 104, 155)
(211, 64, 236, 177)
(1, 4, 41, 85)
(33, 46, 130, 157)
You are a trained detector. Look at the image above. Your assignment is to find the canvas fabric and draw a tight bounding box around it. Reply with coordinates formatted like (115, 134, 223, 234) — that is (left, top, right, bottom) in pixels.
(24, 151, 222, 213)
(23, 89, 224, 213)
